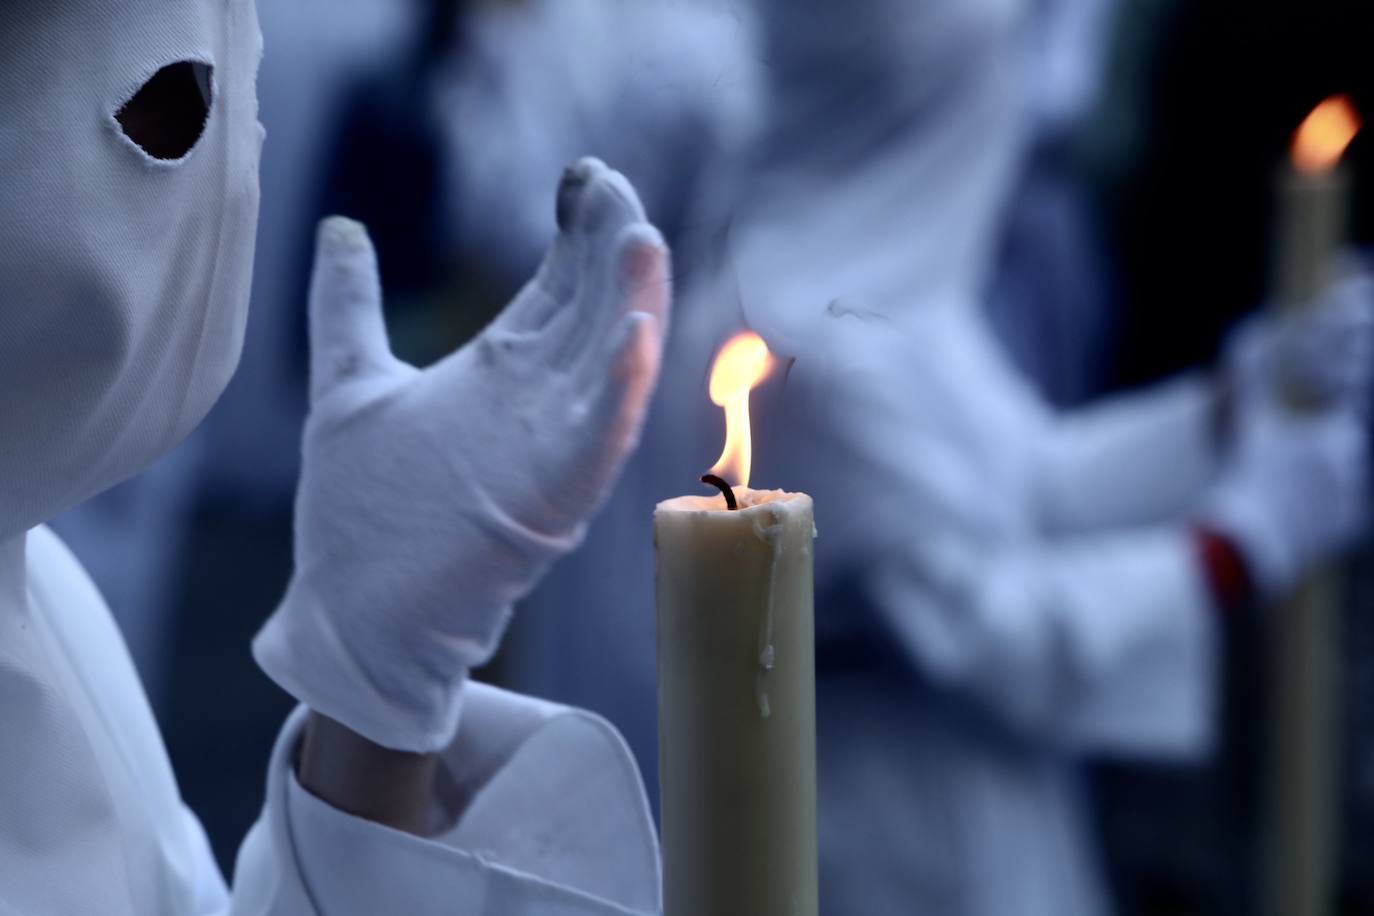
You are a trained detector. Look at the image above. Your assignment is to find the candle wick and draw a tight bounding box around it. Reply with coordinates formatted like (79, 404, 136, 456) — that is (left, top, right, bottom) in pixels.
(700, 474, 738, 510)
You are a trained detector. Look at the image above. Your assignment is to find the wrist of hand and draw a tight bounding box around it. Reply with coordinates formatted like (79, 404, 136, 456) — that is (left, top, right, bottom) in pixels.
(297, 711, 441, 836)
(254, 580, 483, 753)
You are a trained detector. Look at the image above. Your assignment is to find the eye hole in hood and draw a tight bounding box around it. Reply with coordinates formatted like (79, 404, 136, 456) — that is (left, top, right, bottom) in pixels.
(116, 60, 213, 161)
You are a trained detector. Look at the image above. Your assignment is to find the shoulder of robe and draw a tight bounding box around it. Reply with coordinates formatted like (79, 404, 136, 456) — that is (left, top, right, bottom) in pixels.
(24, 525, 174, 772)
(24, 525, 148, 697)
(27, 525, 106, 608)
(20, 526, 224, 914)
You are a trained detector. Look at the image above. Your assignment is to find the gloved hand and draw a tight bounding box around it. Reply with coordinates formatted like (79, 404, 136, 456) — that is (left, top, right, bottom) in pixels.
(254, 158, 671, 752)
(1224, 265, 1374, 414)
(1201, 399, 1367, 600)
(1203, 265, 1373, 599)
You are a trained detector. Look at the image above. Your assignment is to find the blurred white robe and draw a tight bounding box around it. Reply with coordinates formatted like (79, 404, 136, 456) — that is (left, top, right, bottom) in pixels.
(521, 1, 1222, 913)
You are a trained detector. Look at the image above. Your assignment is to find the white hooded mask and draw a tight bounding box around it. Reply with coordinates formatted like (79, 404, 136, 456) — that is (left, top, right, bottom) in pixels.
(0, 1, 263, 542)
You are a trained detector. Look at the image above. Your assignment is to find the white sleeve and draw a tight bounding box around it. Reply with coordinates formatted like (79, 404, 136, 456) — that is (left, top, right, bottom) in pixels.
(220, 684, 660, 916)
(769, 318, 1219, 758)
(869, 526, 1219, 757)
(1035, 374, 1221, 535)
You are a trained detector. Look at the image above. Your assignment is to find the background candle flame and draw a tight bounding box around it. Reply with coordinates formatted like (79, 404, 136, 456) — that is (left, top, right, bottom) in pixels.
(1291, 95, 1362, 175)
(708, 331, 774, 488)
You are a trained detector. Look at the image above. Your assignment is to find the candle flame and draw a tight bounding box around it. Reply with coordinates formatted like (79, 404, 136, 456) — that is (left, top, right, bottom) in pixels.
(707, 331, 774, 489)
(1291, 95, 1362, 175)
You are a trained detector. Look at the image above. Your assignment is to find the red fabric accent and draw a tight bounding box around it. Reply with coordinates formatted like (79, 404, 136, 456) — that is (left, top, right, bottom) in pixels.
(1193, 526, 1255, 613)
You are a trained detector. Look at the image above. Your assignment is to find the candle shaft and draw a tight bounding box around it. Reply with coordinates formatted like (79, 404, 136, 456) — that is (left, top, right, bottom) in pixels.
(1265, 165, 1349, 916)
(656, 490, 818, 916)
(1274, 169, 1349, 306)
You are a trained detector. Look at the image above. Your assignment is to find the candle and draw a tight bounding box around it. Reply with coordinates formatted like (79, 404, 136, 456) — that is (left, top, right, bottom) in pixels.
(1276, 96, 1360, 309)
(1266, 94, 1362, 916)
(655, 332, 819, 916)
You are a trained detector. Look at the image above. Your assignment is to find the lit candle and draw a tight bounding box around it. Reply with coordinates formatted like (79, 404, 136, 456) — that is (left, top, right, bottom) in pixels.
(1266, 94, 1362, 916)
(1275, 96, 1361, 310)
(655, 332, 818, 916)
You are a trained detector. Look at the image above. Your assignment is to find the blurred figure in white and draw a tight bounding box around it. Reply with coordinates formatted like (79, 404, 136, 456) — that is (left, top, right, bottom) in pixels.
(518, 1, 1374, 914)
(985, 0, 1120, 405)
(427, 0, 760, 291)
(682, 1, 1371, 913)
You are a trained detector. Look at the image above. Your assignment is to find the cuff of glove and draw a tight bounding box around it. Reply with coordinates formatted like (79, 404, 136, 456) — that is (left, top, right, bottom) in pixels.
(1196, 491, 1291, 602)
(253, 589, 470, 753)
(1191, 526, 1255, 612)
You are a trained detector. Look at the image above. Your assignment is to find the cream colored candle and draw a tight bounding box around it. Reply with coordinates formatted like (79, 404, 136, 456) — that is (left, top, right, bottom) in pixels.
(656, 332, 818, 916)
(1266, 94, 1361, 916)
(656, 488, 817, 916)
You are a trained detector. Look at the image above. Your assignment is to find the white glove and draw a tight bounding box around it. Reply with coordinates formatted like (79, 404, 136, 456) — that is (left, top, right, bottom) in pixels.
(1202, 399, 1367, 599)
(254, 158, 671, 752)
(1203, 265, 1374, 599)
(1225, 265, 1374, 414)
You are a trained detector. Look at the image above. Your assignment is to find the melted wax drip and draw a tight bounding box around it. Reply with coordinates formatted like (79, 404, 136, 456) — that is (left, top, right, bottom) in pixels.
(752, 509, 784, 719)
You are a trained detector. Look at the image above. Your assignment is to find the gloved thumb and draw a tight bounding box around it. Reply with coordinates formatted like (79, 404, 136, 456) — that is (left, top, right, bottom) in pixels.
(307, 217, 395, 406)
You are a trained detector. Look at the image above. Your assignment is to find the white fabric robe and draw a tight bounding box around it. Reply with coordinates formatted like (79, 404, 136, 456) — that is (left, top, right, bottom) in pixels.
(0, 527, 659, 916)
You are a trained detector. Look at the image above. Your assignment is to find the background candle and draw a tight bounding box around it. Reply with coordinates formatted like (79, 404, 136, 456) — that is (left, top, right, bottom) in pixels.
(1266, 94, 1362, 916)
(656, 487, 817, 916)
